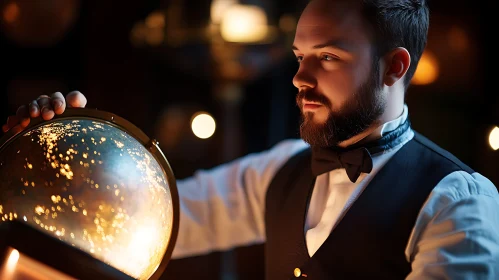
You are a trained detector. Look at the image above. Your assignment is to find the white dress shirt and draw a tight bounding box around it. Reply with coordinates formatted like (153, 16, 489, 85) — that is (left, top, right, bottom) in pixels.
(171, 105, 499, 279)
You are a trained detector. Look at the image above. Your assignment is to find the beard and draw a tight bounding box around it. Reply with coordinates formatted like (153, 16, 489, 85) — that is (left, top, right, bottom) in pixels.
(297, 61, 386, 148)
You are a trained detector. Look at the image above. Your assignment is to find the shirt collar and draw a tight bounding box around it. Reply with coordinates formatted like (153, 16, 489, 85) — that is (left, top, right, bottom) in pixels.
(379, 104, 409, 137)
(354, 104, 409, 146)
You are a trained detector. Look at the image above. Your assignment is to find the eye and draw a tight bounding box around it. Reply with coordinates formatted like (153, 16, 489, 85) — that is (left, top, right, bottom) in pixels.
(321, 54, 339, 61)
(296, 56, 304, 63)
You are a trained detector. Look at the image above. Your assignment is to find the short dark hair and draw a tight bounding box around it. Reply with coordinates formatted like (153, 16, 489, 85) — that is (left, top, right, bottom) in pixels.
(361, 0, 430, 89)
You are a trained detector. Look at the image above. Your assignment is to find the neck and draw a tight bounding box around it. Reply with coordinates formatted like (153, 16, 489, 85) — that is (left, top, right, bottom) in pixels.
(337, 101, 404, 148)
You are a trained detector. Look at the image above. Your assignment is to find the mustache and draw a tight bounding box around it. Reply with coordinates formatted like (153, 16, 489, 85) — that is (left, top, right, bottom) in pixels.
(296, 90, 331, 107)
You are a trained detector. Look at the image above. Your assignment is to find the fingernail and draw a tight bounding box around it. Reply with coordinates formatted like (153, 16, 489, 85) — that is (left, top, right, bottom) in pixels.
(54, 100, 63, 109)
(42, 107, 49, 114)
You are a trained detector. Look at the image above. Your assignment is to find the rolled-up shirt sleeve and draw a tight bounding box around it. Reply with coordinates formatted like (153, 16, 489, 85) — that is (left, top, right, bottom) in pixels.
(406, 171, 499, 279)
(171, 139, 308, 259)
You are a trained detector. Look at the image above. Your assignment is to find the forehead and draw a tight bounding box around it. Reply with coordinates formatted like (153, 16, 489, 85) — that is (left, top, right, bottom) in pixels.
(294, 0, 370, 48)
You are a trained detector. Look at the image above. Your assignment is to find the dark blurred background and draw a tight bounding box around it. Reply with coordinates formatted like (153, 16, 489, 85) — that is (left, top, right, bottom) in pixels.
(0, 0, 496, 279)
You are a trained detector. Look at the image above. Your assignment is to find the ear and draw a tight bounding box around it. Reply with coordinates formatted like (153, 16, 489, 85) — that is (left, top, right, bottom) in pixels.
(383, 47, 411, 87)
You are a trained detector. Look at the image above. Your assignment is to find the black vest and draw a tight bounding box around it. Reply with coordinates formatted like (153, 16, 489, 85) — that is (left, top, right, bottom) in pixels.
(264, 132, 474, 279)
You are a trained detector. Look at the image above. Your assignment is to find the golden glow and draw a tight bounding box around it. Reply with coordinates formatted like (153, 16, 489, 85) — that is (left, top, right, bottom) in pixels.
(128, 10, 167, 47)
(108, 221, 163, 278)
(145, 27, 164, 46)
(489, 127, 499, 151)
(145, 11, 165, 29)
(220, 4, 268, 43)
(411, 50, 439, 86)
(0, 119, 174, 279)
(279, 14, 297, 33)
(2, 248, 76, 280)
(3, 2, 19, 24)
(0, 248, 19, 280)
(448, 26, 469, 53)
(191, 113, 216, 139)
(7, 249, 19, 268)
(210, 0, 237, 24)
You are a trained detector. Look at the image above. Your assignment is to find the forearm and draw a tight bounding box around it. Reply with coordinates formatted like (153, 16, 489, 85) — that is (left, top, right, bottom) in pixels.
(172, 167, 266, 259)
(170, 139, 308, 259)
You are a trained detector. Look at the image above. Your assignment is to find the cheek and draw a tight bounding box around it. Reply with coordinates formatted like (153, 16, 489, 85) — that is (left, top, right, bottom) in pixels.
(317, 67, 357, 110)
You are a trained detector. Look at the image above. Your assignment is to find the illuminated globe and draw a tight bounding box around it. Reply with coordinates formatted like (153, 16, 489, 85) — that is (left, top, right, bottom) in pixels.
(0, 108, 179, 279)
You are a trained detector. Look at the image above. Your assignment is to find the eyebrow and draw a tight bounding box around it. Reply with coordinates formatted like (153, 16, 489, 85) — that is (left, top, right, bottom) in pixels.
(292, 39, 350, 52)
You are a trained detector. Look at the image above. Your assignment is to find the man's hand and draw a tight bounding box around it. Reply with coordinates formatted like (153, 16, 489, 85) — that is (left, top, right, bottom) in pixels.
(2, 91, 88, 134)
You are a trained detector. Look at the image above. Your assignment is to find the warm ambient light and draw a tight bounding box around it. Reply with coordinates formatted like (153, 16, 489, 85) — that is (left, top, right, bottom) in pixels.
(0, 118, 176, 280)
(411, 50, 439, 86)
(7, 249, 19, 269)
(447, 26, 469, 53)
(0, 249, 19, 280)
(210, 0, 236, 24)
(191, 113, 216, 139)
(3, 2, 19, 24)
(145, 11, 165, 29)
(220, 4, 268, 43)
(1, 248, 76, 280)
(489, 127, 499, 151)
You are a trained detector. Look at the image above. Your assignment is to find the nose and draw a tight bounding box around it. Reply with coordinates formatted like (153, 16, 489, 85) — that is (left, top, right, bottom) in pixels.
(292, 62, 317, 90)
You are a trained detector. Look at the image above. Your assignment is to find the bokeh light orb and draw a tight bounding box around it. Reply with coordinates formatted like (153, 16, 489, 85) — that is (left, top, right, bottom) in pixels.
(191, 112, 216, 139)
(0, 109, 179, 279)
(1, 0, 80, 47)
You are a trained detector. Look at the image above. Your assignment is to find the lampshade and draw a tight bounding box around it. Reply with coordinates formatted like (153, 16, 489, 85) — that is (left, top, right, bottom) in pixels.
(0, 108, 179, 279)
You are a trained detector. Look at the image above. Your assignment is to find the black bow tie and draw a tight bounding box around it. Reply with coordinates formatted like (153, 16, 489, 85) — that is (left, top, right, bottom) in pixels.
(311, 146, 373, 183)
(310, 119, 412, 183)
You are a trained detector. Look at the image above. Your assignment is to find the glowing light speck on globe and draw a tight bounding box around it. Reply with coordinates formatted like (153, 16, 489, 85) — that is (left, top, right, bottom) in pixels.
(0, 110, 179, 279)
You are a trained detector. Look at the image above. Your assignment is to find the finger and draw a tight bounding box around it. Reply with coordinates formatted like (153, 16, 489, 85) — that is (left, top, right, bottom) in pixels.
(37, 95, 55, 120)
(5, 115, 19, 131)
(41, 107, 55, 120)
(37, 95, 51, 112)
(29, 99, 40, 118)
(66, 91, 87, 108)
(10, 125, 24, 134)
(16, 105, 30, 128)
(50, 92, 66, 115)
(1, 124, 23, 134)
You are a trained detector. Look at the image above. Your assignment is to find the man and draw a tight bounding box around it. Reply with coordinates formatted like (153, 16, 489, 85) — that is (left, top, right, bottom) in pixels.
(4, 0, 499, 279)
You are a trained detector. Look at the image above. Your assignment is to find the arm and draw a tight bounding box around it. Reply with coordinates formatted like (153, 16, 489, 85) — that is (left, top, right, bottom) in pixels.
(1, 91, 305, 260)
(171, 139, 308, 259)
(406, 171, 499, 279)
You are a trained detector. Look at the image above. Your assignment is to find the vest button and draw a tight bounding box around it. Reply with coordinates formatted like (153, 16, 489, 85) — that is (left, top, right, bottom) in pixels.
(294, 268, 302, 277)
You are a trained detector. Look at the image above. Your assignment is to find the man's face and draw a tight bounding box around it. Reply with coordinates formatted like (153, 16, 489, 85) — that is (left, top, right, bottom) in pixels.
(293, 0, 386, 147)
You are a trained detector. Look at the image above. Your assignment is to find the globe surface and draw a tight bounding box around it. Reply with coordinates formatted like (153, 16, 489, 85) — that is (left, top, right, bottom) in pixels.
(0, 114, 176, 279)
